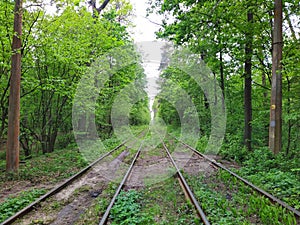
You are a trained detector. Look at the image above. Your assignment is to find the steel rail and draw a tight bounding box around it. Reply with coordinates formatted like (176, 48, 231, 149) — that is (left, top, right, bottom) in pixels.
(99, 142, 144, 225)
(161, 141, 211, 225)
(1, 142, 127, 225)
(1, 129, 148, 225)
(180, 141, 300, 218)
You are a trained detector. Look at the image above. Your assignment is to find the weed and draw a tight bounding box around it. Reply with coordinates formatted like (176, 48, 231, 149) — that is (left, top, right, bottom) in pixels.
(109, 190, 152, 225)
(0, 189, 47, 223)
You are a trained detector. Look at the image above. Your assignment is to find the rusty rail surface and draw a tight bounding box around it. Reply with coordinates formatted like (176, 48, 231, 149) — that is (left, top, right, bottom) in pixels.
(1, 129, 148, 225)
(162, 141, 211, 225)
(179, 140, 300, 218)
(99, 142, 144, 225)
(1, 141, 127, 225)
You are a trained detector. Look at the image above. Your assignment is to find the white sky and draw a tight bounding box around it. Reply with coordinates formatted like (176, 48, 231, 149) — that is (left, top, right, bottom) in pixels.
(42, 0, 161, 41)
(128, 1, 163, 118)
(129, 0, 161, 42)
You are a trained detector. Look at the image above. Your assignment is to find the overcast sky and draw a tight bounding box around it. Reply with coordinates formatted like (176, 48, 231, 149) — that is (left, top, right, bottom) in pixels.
(128, 1, 163, 116)
(129, 0, 162, 42)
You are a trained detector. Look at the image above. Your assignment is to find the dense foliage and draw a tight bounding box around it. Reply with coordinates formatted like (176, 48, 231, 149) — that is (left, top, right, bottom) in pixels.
(0, 0, 299, 223)
(149, 0, 300, 211)
(0, 0, 149, 158)
(149, 0, 300, 156)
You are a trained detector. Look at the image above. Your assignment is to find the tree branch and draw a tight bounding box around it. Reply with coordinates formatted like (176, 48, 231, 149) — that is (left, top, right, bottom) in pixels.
(88, 0, 111, 15)
(97, 0, 110, 13)
(253, 81, 271, 90)
(141, 15, 163, 26)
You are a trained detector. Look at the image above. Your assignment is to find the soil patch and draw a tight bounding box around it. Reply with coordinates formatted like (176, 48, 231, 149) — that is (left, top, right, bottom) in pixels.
(11, 150, 130, 225)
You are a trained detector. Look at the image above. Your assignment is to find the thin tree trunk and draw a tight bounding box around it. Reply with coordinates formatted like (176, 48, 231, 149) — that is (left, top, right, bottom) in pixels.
(262, 71, 267, 99)
(286, 76, 291, 155)
(6, 0, 22, 173)
(269, 0, 283, 154)
(201, 51, 209, 109)
(219, 50, 225, 111)
(244, 11, 253, 151)
(89, 0, 111, 16)
(284, 8, 297, 41)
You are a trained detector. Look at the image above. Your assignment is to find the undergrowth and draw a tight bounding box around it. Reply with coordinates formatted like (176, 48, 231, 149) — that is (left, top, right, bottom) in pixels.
(109, 190, 152, 225)
(0, 189, 47, 223)
(215, 132, 300, 210)
(187, 173, 297, 225)
(0, 147, 88, 184)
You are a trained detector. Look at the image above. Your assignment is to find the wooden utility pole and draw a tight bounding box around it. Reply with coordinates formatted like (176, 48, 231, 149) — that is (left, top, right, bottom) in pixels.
(269, 0, 283, 154)
(6, 0, 23, 172)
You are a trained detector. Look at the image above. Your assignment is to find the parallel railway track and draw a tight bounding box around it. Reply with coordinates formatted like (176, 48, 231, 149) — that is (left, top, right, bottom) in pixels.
(177, 139, 300, 219)
(1, 130, 146, 225)
(99, 140, 210, 225)
(1, 133, 299, 225)
(161, 141, 210, 225)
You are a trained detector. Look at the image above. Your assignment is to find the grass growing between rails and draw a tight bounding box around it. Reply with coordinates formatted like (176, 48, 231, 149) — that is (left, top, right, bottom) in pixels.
(186, 171, 297, 225)
(169, 128, 299, 212)
(139, 178, 200, 225)
(109, 190, 152, 225)
(107, 178, 200, 225)
(74, 182, 119, 225)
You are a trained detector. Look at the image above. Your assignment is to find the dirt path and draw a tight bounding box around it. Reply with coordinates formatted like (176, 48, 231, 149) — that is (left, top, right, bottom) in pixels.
(12, 150, 130, 225)
(124, 146, 174, 190)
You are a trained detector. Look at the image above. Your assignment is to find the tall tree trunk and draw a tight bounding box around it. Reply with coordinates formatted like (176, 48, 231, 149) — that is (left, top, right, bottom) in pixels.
(6, 0, 22, 173)
(244, 11, 253, 151)
(286, 76, 291, 155)
(219, 51, 225, 97)
(262, 73, 268, 98)
(269, 0, 283, 154)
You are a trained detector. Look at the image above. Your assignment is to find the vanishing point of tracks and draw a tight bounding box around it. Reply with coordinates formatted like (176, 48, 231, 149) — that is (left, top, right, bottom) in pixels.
(99, 139, 210, 225)
(1, 133, 300, 225)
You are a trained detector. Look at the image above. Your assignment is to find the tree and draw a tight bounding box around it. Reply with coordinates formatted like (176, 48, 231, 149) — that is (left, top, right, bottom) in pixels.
(6, 0, 23, 172)
(244, 9, 253, 151)
(0, 1, 14, 140)
(269, 0, 283, 154)
(20, 6, 126, 153)
(17, 2, 142, 153)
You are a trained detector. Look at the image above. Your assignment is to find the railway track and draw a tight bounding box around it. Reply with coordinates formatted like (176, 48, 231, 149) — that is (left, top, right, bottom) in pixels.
(2, 132, 299, 225)
(168, 136, 300, 224)
(181, 140, 300, 217)
(0, 132, 145, 225)
(99, 139, 210, 225)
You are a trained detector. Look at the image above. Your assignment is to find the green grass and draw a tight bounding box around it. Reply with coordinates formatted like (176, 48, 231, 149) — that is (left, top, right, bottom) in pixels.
(170, 130, 300, 212)
(0, 135, 123, 184)
(231, 147, 300, 210)
(139, 178, 200, 225)
(74, 182, 119, 225)
(0, 135, 123, 224)
(109, 190, 152, 225)
(185, 172, 297, 225)
(0, 189, 47, 223)
(0, 147, 88, 184)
